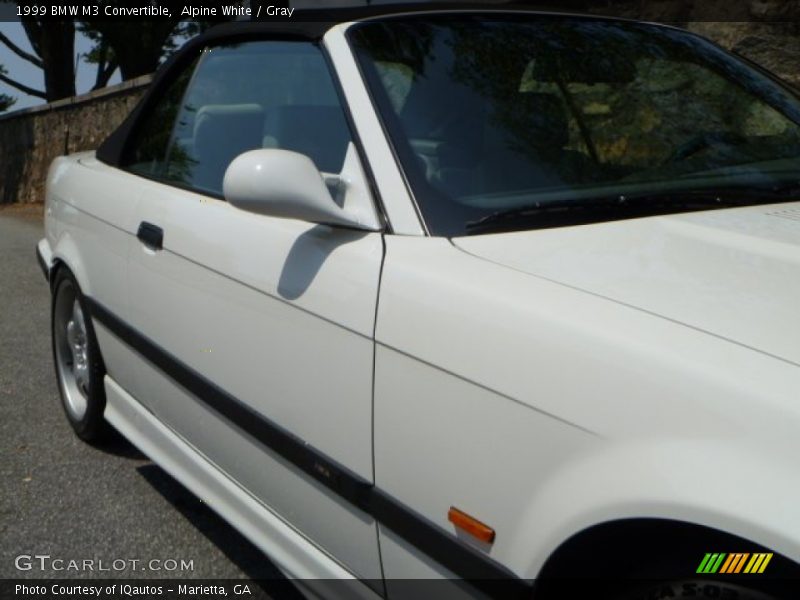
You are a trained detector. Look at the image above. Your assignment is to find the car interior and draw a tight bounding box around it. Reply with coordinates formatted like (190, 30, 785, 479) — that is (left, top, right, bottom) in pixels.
(189, 102, 351, 193)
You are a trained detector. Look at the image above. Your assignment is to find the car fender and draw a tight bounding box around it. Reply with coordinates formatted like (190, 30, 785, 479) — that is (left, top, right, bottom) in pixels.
(50, 229, 93, 297)
(512, 437, 800, 578)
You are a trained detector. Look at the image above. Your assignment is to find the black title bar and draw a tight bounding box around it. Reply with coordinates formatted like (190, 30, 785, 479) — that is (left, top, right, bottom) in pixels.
(1, 1, 800, 23)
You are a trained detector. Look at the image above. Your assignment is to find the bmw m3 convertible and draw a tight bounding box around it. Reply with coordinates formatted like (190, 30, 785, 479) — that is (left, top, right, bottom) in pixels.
(37, 7, 800, 599)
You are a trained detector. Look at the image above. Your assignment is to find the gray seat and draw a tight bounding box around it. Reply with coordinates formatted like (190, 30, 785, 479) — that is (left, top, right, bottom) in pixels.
(262, 105, 351, 173)
(400, 81, 488, 198)
(192, 104, 265, 193)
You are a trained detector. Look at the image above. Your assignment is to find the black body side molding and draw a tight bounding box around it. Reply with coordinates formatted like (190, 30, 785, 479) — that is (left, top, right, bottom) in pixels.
(84, 297, 533, 599)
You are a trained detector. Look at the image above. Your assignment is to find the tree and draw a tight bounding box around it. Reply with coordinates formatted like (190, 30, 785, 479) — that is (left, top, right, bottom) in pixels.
(0, 19, 75, 101)
(0, 65, 15, 112)
(77, 23, 118, 90)
(80, 16, 224, 82)
(0, 0, 230, 107)
(80, 20, 182, 81)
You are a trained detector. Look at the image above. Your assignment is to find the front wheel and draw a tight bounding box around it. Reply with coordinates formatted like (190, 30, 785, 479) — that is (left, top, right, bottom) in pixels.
(616, 579, 782, 600)
(51, 268, 109, 441)
(537, 578, 786, 600)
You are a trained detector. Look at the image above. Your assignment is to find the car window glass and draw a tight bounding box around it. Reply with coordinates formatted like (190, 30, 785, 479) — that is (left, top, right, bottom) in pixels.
(351, 19, 800, 236)
(124, 58, 198, 178)
(164, 41, 350, 196)
(517, 56, 796, 168)
(374, 61, 414, 112)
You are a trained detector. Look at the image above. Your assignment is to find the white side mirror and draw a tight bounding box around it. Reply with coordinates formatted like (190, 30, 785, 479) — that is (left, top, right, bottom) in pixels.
(223, 148, 379, 230)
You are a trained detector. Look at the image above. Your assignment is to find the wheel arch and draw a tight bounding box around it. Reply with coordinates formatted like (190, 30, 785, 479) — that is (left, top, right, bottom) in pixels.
(537, 518, 800, 579)
(49, 257, 108, 371)
(50, 232, 93, 298)
(49, 257, 66, 291)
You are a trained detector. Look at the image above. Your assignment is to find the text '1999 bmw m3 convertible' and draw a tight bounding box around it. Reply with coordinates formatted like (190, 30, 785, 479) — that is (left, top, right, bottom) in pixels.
(37, 6, 800, 599)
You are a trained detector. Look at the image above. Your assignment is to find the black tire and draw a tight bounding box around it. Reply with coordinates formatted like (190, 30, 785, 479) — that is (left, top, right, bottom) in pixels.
(51, 267, 110, 442)
(613, 578, 783, 600)
(536, 578, 787, 600)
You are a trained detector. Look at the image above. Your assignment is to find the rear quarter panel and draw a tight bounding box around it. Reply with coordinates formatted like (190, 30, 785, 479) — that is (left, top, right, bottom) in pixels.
(46, 153, 144, 398)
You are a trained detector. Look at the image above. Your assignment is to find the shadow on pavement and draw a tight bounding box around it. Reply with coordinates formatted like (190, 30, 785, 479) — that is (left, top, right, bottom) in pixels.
(136, 463, 305, 599)
(94, 427, 149, 460)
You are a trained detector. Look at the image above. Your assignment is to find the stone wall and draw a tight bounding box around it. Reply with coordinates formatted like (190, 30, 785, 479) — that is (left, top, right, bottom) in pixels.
(0, 76, 151, 205)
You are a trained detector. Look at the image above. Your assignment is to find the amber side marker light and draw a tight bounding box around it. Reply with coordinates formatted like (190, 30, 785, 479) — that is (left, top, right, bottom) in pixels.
(448, 506, 496, 544)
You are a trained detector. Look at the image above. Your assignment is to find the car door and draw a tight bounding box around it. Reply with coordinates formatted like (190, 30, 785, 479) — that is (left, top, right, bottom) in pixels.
(119, 39, 384, 584)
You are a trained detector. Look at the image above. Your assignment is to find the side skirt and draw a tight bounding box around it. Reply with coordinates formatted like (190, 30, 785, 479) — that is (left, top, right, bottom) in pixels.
(103, 374, 381, 599)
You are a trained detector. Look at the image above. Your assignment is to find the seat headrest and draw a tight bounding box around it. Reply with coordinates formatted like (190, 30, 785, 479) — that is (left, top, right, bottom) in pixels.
(263, 105, 350, 173)
(194, 104, 265, 155)
(191, 104, 265, 192)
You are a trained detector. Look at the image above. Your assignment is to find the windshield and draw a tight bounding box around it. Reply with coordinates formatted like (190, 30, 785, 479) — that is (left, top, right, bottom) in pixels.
(348, 16, 800, 236)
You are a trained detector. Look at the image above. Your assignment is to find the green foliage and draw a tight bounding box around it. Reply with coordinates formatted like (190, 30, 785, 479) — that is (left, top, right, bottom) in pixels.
(79, 10, 231, 83)
(0, 65, 17, 112)
(0, 93, 15, 112)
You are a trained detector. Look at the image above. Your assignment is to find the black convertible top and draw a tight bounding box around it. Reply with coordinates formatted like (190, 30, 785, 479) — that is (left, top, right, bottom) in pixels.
(95, 1, 613, 166)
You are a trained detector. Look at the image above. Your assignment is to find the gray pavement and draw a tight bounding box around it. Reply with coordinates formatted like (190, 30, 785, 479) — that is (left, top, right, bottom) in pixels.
(0, 211, 288, 586)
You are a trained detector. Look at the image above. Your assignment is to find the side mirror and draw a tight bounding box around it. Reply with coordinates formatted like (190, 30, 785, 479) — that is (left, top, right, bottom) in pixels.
(222, 148, 377, 230)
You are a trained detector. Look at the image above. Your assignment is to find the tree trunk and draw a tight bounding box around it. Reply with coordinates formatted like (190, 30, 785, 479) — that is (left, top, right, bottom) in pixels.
(41, 21, 76, 101)
(20, 19, 75, 102)
(91, 42, 118, 90)
(88, 22, 179, 81)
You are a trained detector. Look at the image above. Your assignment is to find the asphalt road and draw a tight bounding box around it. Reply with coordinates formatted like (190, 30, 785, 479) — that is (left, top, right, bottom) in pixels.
(0, 211, 293, 590)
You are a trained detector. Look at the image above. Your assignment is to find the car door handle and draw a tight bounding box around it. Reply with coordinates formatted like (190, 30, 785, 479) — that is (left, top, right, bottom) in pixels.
(137, 222, 163, 251)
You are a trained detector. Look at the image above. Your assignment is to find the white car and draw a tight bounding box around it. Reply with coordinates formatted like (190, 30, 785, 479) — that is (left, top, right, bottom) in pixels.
(37, 8, 800, 599)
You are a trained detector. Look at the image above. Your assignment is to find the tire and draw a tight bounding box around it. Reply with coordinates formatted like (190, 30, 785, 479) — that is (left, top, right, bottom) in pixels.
(51, 268, 109, 442)
(537, 578, 786, 600)
(613, 579, 783, 600)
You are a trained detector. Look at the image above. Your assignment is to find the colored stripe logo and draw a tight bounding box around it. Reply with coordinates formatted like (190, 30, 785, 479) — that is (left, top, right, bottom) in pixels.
(697, 553, 773, 574)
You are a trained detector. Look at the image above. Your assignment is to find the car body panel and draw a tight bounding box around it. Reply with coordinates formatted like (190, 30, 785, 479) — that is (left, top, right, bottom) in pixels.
(123, 166, 384, 580)
(37, 10, 800, 591)
(45, 155, 143, 395)
(505, 435, 800, 578)
(374, 234, 800, 576)
(453, 204, 800, 366)
(376, 237, 800, 437)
